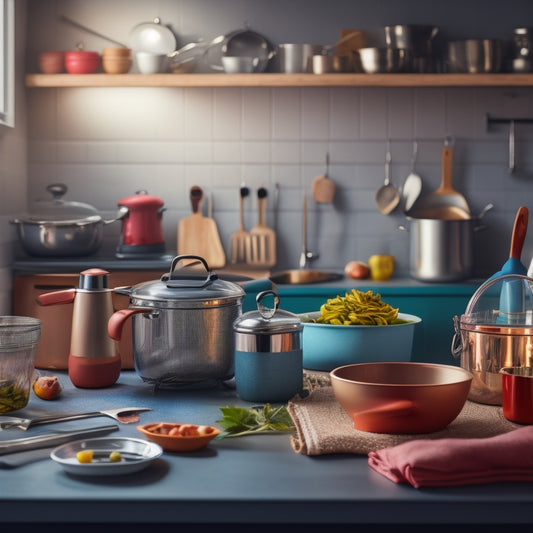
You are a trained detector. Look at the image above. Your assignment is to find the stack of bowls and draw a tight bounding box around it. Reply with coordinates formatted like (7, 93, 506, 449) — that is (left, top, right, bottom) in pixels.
(65, 50, 100, 74)
(102, 47, 133, 74)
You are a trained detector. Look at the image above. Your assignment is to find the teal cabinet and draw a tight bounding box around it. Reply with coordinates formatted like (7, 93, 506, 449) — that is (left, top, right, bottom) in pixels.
(275, 282, 480, 367)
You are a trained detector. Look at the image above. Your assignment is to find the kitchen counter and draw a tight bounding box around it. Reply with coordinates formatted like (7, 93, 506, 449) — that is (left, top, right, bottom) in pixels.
(3, 370, 533, 530)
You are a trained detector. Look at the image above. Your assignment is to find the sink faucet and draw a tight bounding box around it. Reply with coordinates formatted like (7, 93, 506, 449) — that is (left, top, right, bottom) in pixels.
(299, 194, 319, 269)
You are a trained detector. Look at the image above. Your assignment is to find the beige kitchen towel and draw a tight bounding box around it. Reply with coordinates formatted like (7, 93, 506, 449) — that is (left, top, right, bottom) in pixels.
(288, 385, 521, 456)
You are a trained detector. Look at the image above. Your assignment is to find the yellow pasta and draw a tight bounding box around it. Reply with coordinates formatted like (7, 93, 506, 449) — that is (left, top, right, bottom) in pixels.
(315, 289, 399, 326)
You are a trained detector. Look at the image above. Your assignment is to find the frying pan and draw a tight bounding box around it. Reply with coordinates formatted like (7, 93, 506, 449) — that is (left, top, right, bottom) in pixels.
(330, 362, 472, 434)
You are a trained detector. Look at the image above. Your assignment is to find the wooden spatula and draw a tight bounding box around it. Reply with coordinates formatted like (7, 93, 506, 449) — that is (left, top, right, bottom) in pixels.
(247, 187, 276, 268)
(177, 185, 226, 269)
(230, 185, 250, 264)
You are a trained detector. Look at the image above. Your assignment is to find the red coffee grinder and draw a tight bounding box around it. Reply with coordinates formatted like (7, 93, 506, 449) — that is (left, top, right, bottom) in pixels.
(116, 190, 166, 258)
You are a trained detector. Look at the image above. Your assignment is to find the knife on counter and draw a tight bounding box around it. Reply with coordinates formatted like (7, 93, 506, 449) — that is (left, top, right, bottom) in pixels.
(0, 423, 119, 455)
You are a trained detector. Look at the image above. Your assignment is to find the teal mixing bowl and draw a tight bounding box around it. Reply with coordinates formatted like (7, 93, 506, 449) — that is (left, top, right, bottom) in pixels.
(300, 312, 421, 371)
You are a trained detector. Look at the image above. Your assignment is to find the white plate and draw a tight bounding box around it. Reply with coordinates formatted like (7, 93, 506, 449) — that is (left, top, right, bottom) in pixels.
(129, 20, 176, 54)
(50, 437, 163, 476)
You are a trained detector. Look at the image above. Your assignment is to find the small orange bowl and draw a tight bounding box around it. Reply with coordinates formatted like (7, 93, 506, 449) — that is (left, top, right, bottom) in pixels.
(137, 422, 220, 452)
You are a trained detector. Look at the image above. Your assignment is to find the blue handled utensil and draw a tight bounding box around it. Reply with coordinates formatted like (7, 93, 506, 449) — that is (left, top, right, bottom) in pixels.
(488, 206, 529, 321)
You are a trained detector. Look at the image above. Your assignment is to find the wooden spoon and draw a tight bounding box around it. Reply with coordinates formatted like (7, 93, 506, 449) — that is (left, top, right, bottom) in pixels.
(312, 152, 336, 203)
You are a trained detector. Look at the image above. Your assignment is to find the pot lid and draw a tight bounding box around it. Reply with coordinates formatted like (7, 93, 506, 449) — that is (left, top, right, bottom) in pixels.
(125, 255, 245, 308)
(458, 274, 533, 329)
(128, 18, 176, 54)
(118, 190, 164, 210)
(23, 183, 102, 224)
(234, 290, 302, 334)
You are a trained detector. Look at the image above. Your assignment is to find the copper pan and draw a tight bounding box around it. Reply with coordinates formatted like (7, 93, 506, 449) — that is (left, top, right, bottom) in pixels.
(330, 362, 472, 434)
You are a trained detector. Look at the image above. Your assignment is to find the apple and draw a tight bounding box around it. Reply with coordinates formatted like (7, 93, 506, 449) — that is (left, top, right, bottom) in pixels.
(344, 260, 370, 279)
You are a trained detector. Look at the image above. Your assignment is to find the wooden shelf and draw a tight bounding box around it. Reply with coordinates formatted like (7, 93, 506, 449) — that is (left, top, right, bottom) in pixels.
(25, 72, 533, 88)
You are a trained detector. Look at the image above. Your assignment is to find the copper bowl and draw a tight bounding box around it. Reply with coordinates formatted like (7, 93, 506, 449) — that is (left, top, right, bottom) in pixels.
(330, 362, 472, 434)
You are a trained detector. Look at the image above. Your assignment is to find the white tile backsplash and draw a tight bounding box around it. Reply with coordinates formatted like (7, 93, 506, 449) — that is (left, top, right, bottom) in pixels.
(13, 0, 533, 285)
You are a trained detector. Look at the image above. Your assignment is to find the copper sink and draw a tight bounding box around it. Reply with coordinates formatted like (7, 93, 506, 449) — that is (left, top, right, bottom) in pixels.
(269, 269, 343, 285)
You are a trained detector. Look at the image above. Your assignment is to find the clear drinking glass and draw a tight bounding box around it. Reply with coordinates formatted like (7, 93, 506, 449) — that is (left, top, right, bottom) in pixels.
(0, 316, 41, 413)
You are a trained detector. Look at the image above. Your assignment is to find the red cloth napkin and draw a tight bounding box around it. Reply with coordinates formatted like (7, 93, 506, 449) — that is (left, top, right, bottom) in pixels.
(368, 425, 533, 488)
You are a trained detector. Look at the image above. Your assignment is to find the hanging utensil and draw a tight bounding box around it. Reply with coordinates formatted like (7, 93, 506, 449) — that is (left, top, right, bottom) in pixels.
(312, 152, 336, 203)
(403, 140, 422, 214)
(230, 184, 250, 264)
(375, 141, 400, 215)
(410, 136, 470, 220)
(247, 187, 277, 268)
(509, 119, 516, 174)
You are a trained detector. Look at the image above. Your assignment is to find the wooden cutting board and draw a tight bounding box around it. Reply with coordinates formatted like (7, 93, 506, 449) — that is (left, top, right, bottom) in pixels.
(177, 186, 226, 269)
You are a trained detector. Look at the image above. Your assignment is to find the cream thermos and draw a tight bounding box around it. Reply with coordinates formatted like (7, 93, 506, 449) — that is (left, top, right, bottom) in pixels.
(38, 268, 121, 388)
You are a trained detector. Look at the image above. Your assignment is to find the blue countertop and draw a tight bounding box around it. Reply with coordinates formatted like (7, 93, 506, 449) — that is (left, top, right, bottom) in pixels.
(3, 370, 533, 529)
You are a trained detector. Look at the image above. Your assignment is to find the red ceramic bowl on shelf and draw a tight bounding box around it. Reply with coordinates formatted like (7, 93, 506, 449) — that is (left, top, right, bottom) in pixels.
(65, 51, 100, 74)
(39, 51, 65, 74)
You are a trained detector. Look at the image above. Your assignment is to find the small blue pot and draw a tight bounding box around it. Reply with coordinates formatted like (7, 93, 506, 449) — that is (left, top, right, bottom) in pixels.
(233, 290, 303, 403)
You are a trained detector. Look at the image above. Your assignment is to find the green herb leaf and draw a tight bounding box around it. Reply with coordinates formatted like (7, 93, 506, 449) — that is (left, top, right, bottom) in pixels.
(217, 403, 295, 438)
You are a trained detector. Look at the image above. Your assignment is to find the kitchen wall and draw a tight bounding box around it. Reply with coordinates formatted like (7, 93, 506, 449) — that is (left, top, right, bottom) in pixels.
(1, 0, 26, 314)
(15, 0, 533, 289)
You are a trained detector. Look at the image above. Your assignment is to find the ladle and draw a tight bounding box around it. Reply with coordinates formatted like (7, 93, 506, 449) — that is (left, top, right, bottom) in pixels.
(375, 141, 400, 215)
(403, 140, 422, 214)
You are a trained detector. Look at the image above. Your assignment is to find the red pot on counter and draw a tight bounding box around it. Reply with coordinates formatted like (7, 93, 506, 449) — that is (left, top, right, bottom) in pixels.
(116, 190, 166, 258)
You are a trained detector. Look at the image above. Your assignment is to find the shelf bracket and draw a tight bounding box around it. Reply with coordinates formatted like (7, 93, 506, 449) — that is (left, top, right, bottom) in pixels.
(486, 113, 533, 130)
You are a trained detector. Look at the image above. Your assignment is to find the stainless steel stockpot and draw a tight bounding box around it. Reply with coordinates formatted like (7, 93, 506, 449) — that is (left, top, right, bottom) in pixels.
(400, 204, 492, 282)
(108, 255, 270, 388)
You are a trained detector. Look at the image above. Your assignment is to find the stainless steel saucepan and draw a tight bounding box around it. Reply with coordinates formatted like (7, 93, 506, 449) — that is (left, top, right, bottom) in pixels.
(10, 184, 123, 257)
(107, 255, 272, 387)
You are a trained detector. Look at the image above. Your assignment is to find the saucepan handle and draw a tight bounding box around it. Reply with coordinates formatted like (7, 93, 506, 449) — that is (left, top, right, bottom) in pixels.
(108, 308, 154, 341)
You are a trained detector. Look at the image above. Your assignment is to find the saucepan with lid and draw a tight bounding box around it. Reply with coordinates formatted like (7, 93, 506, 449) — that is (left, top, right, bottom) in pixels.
(107, 255, 272, 388)
(453, 273, 533, 406)
(10, 183, 123, 257)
